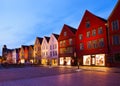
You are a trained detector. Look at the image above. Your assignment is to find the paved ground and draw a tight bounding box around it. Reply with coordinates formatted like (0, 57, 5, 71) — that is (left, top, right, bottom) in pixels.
(0, 66, 120, 86)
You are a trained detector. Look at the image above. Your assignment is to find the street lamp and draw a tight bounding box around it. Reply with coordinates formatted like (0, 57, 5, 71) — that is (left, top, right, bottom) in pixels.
(74, 52, 81, 72)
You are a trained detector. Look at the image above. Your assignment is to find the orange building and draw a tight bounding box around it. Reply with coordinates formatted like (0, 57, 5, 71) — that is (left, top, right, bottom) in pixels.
(19, 45, 29, 64)
(28, 45, 34, 63)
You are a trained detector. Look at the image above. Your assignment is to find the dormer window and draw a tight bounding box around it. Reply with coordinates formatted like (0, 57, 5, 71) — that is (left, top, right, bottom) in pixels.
(86, 21, 90, 28)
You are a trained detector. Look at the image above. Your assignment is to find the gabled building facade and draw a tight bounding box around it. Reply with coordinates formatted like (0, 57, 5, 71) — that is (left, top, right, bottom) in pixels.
(12, 48, 20, 64)
(76, 10, 108, 66)
(28, 45, 34, 64)
(41, 36, 50, 65)
(58, 24, 77, 66)
(34, 37, 43, 64)
(49, 33, 59, 66)
(108, 0, 120, 67)
(19, 45, 29, 64)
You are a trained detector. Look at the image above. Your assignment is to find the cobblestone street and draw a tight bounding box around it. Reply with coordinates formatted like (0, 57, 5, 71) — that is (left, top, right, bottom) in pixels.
(0, 66, 120, 86)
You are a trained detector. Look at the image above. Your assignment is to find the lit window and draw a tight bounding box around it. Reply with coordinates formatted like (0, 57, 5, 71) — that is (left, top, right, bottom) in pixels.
(92, 29, 96, 36)
(87, 31, 90, 38)
(60, 41, 62, 47)
(86, 21, 90, 28)
(64, 32, 67, 36)
(99, 38, 104, 48)
(63, 40, 66, 46)
(112, 35, 120, 45)
(79, 34, 83, 40)
(112, 20, 119, 30)
(80, 43, 84, 50)
(98, 27, 103, 34)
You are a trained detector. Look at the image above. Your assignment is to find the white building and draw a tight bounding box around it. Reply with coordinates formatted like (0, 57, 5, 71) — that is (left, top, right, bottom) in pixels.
(41, 36, 50, 65)
(49, 33, 59, 66)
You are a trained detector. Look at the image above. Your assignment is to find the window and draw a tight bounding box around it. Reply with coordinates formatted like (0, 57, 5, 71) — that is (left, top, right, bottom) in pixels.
(112, 35, 119, 45)
(99, 38, 104, 48)
(80, 43, 84, 50)
(79, 34, 83, 40)
(98, 27, 103, 34)
(87, 31, 90, 38)
(50, 51, 52, 57)
(64, 31, 67, 36)
(60, 41, 62, 47)
(86, 21, 90, 28)
(63, 40, 66, 46)
(54, 44, 57, 49)
(87, 41, 92, 49)
(92, 29, 96, 36)
(92, 40, 98, 48)
(112, 20, 119, 30)
(69, 38, 73, 45)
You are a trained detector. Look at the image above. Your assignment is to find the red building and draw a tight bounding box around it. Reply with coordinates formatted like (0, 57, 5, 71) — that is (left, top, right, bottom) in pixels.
(108, 0, 120, 67)
(76, 10, 109, 66)
(58, 24, 77, 66)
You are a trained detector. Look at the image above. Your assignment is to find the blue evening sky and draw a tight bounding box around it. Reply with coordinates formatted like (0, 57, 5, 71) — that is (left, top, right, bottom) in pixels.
(0, 0, 118, 55)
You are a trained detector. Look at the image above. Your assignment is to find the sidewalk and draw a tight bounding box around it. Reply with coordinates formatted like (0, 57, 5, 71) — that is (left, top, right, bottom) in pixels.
(52, 65, 120, 73)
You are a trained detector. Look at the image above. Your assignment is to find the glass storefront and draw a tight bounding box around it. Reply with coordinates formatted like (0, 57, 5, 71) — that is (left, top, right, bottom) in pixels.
(59, 57, 71, 65)
(83, 55, 91, 65)
(83, 54, 105, 66)
(60, 57, 64, 65)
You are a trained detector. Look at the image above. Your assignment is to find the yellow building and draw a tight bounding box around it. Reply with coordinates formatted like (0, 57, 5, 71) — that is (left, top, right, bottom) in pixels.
(34, 37, 43, 64)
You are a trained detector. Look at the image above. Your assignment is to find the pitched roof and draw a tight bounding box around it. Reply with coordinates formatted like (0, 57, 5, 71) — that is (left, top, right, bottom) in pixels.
(21, 45, 29, 50)
(86, 10, 107, 22)
(64, 24, 77, 34)
(36, 37, 43, 44)
(52, 33, 59, 40)
(44, 36, 50, 43)
(108, 0, 120, 19)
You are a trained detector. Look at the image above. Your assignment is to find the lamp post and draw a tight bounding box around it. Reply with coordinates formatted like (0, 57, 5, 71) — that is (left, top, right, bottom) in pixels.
(74, 52, 81, 71)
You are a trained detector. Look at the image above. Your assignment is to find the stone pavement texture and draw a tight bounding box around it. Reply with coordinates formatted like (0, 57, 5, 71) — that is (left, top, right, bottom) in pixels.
(0, 66, 120, 86)
(0, 71, 120, 86)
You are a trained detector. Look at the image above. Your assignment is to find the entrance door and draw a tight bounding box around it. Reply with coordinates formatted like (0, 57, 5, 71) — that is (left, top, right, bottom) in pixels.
(91, 55, 95, 65)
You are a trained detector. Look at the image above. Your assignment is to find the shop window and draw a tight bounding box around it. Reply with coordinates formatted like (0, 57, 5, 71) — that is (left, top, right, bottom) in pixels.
(112, 35, 120, 45)
(60, 58, 64, 65)
(98, 27, 103, 34)
(96, 54, 105, 66)
(86, 21, 90, 28)
(83, 55, 91, 65)
(86, 31, 90, 38)
(92, 29, 96, 36)
(112, 20, 119, 31)
(80, 43, 84, 50)
(79, 34, 83, 40)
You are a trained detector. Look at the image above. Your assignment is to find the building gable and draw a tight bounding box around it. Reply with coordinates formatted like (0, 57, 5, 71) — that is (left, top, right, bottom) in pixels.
(58, 24, 77, 41)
